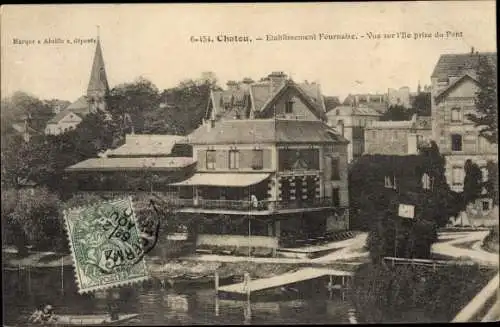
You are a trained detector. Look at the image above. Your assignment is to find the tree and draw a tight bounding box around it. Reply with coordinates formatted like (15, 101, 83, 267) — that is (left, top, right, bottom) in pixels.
(1, 91, 55, 132)
(145, 79, 213, 135)
(466, 54, 498, 144)
(485, 160, 499, 205)
(9, 187, 66, 252)
(107, 77, 161, 134)
(463, 159, 483, 205)
(380, 105, 412, 121)
(1, 109, 123, 195)
(350, 142, 461, 262)
(411, 92, 431, 117)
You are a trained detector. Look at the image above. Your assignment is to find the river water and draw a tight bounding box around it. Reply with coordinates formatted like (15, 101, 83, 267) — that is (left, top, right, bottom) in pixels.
(3, 266, 351, 325)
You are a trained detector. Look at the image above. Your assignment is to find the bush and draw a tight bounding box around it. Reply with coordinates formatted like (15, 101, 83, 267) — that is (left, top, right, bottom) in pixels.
(9, 187, 67, 252)
(351, 262, 496, 323)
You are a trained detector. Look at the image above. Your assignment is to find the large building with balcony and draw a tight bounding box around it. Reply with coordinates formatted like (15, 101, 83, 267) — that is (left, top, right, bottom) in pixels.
(430, 50, 497, 196)
(167, 77, 350, 251)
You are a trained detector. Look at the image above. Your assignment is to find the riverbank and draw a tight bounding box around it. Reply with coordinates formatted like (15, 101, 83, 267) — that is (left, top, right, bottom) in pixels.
(350, 262, 498, 323)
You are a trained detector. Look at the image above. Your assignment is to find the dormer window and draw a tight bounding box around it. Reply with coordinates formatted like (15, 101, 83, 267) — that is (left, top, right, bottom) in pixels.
(285, 100, 294, 114)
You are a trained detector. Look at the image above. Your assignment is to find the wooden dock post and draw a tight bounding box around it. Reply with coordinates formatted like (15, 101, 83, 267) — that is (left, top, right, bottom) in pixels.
(243, 295, 252, 324)
(328, 274, 333, 299)
(214, 271, 219, 295)
(27, 264, 31, 294)
(215, 295, 220, 317)
(61, 256, 64, 294)
(242, 272, 251, 323)
(341, 275, 346, 301)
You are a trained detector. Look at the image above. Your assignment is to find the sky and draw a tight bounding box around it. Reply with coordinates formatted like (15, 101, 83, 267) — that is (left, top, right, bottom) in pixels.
(1, 2, 497, 104)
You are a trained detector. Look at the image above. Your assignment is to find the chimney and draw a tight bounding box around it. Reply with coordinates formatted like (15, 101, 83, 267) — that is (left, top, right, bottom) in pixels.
(226, 80, 239, 91)
(241, 77, 253, 91)
(268, 71, 287, 93)
(337, 121, 345, 137)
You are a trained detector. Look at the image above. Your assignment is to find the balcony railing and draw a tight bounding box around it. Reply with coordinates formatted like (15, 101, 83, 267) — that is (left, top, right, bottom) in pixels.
(161, 197, 337, 212)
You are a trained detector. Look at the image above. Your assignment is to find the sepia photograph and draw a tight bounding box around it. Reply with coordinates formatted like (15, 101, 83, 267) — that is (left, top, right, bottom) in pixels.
(1, 2, 498, 325)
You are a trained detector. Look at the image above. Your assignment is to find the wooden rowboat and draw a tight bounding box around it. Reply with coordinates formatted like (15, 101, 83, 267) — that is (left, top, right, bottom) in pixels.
(32, 313, 139, 326)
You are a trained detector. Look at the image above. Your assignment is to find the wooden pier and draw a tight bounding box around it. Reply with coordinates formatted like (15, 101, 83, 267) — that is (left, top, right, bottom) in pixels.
(217, 267, 352, 295)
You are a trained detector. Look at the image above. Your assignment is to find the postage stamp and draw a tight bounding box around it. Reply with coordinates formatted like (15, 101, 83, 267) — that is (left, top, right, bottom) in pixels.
(63, 197, 149, 294)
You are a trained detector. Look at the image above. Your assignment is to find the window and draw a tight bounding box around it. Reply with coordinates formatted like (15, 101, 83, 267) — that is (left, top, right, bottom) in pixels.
(452, 166, 464, 185)
(337, 120, 344, 136)
(422, 173, 433, 190)
(451, 134, 463, 151)
(481, 166, 488, 182)
(384, 175, 397, 189)
(478, 136, 490, 152)
(252, 149, 264, 170)
(331, 158, 340, 180)
(451, 107, 462, 122)
(206, 150, 216, 170)
(332, 188, 340, 206)
(229, 150, 240, 169)
(482, 200, 490, 212)
(285, 100, 294, 114)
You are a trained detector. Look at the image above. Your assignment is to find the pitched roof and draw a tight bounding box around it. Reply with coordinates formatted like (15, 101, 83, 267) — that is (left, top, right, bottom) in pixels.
(327, 105, 381, 117)
(65, 157, 194, 172)
(106, 134, 186, 157)
(324, 96, 340, 111)
(431, 52, 497, 80)
(259, 81, 327, 121)
(209, 88, 249, 120)
(65, 96, 90, 113)
(87, 39, 110, 94)
(434, 73, 479, 101)
(185, 119, 348, 145)
(11, 123, 40, 135)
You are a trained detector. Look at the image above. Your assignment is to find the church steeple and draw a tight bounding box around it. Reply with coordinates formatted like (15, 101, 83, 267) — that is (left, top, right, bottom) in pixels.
(87, 26, 109, 113)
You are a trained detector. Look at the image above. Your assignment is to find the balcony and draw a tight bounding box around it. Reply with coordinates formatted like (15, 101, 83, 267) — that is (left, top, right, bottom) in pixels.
(161, 197, 337, 215)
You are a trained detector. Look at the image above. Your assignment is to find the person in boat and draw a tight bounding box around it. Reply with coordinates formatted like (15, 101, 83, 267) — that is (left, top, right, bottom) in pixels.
(28, 305, 44, 324)
(29, 304, 57, 324)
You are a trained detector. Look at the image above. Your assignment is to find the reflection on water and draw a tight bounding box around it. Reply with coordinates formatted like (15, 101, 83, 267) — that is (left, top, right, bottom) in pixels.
(3, 267, 350, 325)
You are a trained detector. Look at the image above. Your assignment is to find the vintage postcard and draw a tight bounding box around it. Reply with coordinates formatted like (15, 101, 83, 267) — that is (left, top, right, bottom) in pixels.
(1, 2, 498, 326)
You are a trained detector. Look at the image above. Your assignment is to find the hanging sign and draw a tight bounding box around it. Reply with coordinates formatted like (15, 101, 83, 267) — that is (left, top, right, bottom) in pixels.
(398, 204, 415, 219)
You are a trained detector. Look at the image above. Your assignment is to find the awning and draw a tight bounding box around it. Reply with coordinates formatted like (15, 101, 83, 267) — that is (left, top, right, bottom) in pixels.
(170, 173, 270, 187)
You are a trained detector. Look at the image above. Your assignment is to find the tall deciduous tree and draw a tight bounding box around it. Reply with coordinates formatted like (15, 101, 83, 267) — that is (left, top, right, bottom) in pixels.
(463, 159, 483, 205)
(411, 92, 431, 117)
(467, 54, 498, 144)
(107, 77, 161, 134)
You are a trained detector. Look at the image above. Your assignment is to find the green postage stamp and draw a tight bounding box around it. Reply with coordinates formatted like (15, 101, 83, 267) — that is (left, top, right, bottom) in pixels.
(63, 197, 149, 294)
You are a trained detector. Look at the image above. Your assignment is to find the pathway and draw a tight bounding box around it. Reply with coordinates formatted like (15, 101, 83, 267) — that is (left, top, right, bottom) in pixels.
(182, 232, 369, 265)
(431, 230, 498, 267)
